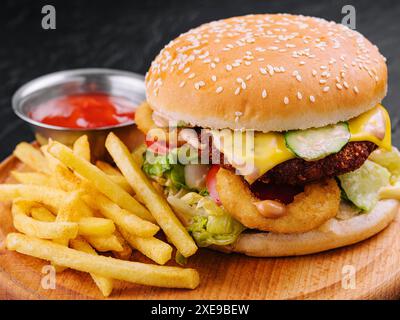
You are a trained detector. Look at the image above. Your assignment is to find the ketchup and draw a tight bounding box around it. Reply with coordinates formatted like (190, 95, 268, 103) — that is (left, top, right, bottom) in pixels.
(29, 93, 136, 129)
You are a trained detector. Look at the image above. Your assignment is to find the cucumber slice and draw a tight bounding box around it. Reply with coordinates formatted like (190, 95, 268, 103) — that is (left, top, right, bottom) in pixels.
(338, 160, 390, 211)
(285, 123, 350, 161)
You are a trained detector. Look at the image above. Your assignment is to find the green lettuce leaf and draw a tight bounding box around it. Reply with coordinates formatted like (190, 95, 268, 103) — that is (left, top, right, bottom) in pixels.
(339, 160, 390, 211)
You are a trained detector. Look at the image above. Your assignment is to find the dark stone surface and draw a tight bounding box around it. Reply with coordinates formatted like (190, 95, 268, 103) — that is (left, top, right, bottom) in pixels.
(0, 0, 399, 159)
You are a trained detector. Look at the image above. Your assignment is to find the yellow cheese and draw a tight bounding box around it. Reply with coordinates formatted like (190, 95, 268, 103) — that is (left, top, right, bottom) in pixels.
(348, 104, 391, 151)
(210, 104, 392, 184)
(210, 129, 295, 184)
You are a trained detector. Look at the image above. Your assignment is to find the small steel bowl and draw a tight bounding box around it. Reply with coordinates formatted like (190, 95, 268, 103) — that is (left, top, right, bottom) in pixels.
(12, 68, 146, 160)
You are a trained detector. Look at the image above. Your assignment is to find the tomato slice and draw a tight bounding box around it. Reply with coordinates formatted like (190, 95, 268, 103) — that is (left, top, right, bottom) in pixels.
(205, 165, 221, 205)
(145, 139, 170, 155)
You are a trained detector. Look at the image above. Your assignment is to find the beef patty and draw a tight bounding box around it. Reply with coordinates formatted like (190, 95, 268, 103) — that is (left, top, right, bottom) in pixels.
(259, 141, 376, 186)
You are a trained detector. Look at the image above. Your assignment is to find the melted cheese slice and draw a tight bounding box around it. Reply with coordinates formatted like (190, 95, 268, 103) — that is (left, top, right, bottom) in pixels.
(348, 104, 391, 151)
(210, 104, 392, 184)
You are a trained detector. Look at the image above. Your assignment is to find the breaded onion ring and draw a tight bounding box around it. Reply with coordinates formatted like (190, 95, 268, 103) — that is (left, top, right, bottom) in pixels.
(216, 168, 340, 233)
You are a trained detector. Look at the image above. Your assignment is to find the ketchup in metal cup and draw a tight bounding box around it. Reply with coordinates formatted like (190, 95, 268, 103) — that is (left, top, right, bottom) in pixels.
(29, 93, 136, 129)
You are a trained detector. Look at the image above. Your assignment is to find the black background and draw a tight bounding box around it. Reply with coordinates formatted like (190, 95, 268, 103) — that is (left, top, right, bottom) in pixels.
(1, 0, 399, 159)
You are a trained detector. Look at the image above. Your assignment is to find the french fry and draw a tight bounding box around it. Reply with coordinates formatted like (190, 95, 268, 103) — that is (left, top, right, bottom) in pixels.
(112, 230, 132, 260)
(379, 186, 400, 200)
(0, 184, 93, 218)
(7, 233, 200, 289)
(73, 135, 91, 162)
(118, 227, 172, 265)
(31, 207, 56, 222)
(78, 217, 115, 237)
(13, 142, 50, 174)
(84, 234, 123, 252)
(96, 161, 121, 176)
(41, 143, 61, 172)
(11, 171, 57, 187)
(12, 200, 78, 240)
(108, 175, 134, 194)
(70, 238, 114, 297)
(106, 133, 197, 257)
(54, 163, 82, 192)
(82, 188, 159, 238)
(47, 141, 155, 223)
(0, 184, 67, 212)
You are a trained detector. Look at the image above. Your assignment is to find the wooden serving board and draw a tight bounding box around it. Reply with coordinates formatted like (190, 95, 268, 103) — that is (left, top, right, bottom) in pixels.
(1, 154, 400, 300)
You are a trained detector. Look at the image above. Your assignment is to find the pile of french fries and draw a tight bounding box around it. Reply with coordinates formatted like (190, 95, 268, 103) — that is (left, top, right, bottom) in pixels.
(2, 133, 199, 297)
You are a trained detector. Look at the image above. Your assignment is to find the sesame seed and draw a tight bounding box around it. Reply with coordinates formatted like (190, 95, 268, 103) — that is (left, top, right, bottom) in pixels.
(343, 81, 349, 89)
(319, 79, 327, 84)
(297, 92, 302, 100)
(235, 87, 241, 95)
(299, 61, 306, 65)
(210, 63, 216, 69)
(353, 86, 359, 94)
(259, 68, 267, 75)
(309, 95, 315, 103)
(241, 82, 247, 90)
(296, 74, 302, 82)
(262, 89, 267, 99)
(284, 96, 289, 105)
(183, 67, 190, 74)
(323, 86, 330, 92)
(179, 81, 186, 88)
(188, 73, 195, 79)
(245, 74, 253, 80)
(226, 65, 233, 71)
(336, 83, 343, 90)
(312, 70, 317, 77)
(211, 75, 217, 82)
(216, 86, 223, 93)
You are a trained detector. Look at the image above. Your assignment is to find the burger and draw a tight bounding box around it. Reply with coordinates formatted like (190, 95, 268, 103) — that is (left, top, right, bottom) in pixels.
(135, 14, 400, 257)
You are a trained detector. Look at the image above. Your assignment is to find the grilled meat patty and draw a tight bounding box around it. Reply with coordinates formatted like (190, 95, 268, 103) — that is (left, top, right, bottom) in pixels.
(259, 141, 377, 186)
(199, 129, 376, 186)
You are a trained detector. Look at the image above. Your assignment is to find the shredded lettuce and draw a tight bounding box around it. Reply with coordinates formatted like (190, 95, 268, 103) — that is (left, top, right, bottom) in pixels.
(142, 151, 188, 191)
(369, 147, 400, 183)
(167, 192, 245, 247)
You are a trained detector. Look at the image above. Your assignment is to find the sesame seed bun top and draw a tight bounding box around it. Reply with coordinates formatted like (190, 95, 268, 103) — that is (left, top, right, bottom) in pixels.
(145, 14, 387, 132)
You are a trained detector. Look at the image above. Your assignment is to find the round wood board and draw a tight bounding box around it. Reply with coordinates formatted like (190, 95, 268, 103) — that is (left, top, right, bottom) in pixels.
(1, 154, 400, 300)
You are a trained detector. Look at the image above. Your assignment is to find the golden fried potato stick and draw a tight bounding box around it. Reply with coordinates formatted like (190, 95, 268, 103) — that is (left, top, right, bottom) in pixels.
(31, 207, 56, 222)
(107, 175, 134, 194)
(84, 234, 123, 252)
(12, 200, 78, 240)
(78, 217, 115, 237)
(82, 189, 159, 238)
(41, 143, 61, 172)
(11, 171, 57, 188)
(95, 161, 121, 176)
(0, 184, 68, 212)
(379, 185, 400, 200)
(47, 141, 154, 223)
(70, 238, 114, 297)
(13, 142, 50, 174)
(7, 233, 200, 289)
(49, 162, 159, 237)
(111, 229, 132, 261)
(105, 133, 197, 258)
(118, 227, 172, 265)
(73, 135, 91, 162)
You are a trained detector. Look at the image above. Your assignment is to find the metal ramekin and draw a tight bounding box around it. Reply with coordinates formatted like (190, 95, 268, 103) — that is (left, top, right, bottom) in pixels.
(12, 68, 146, 160)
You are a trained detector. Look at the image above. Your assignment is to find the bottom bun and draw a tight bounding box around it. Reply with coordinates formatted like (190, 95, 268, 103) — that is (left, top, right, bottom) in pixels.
(214, 199, 399, 257)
